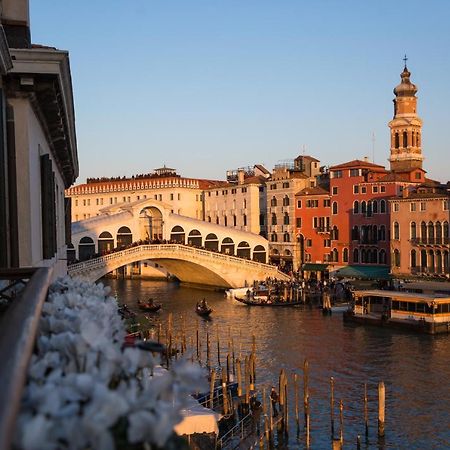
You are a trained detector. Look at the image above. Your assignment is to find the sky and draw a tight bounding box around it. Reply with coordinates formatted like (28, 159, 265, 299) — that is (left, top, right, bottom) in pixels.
(30, 1, 450, 184)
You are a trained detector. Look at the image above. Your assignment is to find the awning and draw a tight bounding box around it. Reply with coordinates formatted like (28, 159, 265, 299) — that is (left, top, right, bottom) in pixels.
(302, 263, 329, 272)
(334, 265, 390, 280)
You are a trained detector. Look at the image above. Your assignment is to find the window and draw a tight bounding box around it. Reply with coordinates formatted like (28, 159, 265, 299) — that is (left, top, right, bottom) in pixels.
(243, 215, 247, 226)
(410, 222, 417, 239)
(410, 250, 417, 268)
(271, 233, 277, 242)
(75, 199, 78, 207)
(380, 186, 386, 193)
(372, 186, 378, 193)
(410, 202, 416, 212)
(271, 213, 277, 225)
(283, 213, 289, 225)
(361, 186, 367, 194)
(332, 170, 342, 179)
(170, 193, 174, 200)
(323, 199, 331, 207)
(372, 200, 378, 214)
(332, 187, 338, 195)
(241, 187, 247, 193)
(353, 248, 359, 263)
(323, 239, 331, 247)
(380, 199, 386, 213)
(270, 183, 277, 190)
(297, 200, 302, 208)
(353, 201, 359, 214)
(393, 202, 399, 212)
(361, 201, 367, 214)
(393, 249, 401, 267)
(284, 233, 290, 242)
(233, 215, 237, 226)
(282, 182, 290, 189)
(306, 239, 312, 247)
(343, 248, 349, 262)
(420, 202, 426, 211)
(224, 216, 228, 226)
(393, 222, 400, 240)
(283, 195, 290, 206)
(350, 169, 360, 177)
(331, 248, 339, 262)
(296, 218, 302, 227)
(332, 202, 338, 215)
(415, 172, 422, 180)
(443, 200, 449, 211)
(271, 197, 277, 207)
(353, 185, 359, 194)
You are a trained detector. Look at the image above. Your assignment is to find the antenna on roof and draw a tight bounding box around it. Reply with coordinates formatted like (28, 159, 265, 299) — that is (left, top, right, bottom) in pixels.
(371, 132, 376, 163)
(302, 144, 306, 155)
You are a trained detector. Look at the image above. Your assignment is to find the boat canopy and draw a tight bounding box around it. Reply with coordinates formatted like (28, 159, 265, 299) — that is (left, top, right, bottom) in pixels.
(335, 265, 390, 280)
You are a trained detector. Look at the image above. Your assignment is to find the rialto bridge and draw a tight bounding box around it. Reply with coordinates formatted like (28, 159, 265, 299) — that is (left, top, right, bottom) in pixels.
(69, 198, 289, 288)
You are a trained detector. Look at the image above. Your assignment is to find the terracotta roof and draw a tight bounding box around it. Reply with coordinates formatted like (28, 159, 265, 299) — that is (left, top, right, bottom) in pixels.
(390, 192, 449, 201)
(329, 159, 386, 170)
(295, 186, 330, 197)
(296, 155, 320, 163)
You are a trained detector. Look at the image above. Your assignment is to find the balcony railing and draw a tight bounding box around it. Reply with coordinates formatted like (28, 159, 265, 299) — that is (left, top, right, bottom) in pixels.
(410, 237, 450, 246)
(0, 267, 53, 450)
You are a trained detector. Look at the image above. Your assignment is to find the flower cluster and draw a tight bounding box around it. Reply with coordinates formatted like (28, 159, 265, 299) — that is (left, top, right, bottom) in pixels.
(14, 276, 205, 450)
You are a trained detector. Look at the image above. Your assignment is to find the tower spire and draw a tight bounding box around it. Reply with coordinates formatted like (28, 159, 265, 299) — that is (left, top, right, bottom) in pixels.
(388, 61, 423, 172)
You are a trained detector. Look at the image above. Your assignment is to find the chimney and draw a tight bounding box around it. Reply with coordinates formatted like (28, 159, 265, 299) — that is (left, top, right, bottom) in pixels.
(238, 169, 245, 185)
(402, 187, 409, 198)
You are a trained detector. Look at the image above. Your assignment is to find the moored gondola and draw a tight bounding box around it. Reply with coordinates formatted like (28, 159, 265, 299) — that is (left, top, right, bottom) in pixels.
(137, 299, 162, 312)
(234, 296, 303, 306)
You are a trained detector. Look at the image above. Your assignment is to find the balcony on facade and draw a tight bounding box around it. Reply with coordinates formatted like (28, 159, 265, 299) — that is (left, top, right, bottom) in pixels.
(410, 237, 450, 246)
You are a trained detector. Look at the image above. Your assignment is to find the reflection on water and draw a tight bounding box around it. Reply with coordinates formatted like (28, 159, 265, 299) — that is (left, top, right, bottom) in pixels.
(104, 278, 450, 449)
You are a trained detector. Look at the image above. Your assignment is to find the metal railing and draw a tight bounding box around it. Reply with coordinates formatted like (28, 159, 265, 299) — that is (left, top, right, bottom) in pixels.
(411, 237, 450, 246)
(215, 413, 253, 449)
(0, 267, 53, 450)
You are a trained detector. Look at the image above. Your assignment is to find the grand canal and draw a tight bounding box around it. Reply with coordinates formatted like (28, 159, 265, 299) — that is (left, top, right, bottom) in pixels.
(105, 278, 450, 449)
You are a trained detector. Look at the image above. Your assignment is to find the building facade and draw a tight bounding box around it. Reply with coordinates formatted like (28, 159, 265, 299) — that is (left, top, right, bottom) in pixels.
(267, 155, 321, 271)
(66, 167, 216, 223)
(390, 187, 450, 278)
(0, 1, 78, 279)
(295, 186, 331, 278)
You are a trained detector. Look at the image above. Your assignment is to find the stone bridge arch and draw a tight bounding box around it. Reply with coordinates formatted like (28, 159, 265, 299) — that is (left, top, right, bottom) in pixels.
(69, 244, 289, 288)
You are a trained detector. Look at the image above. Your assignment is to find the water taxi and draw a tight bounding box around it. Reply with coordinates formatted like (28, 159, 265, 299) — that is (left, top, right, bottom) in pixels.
(344, 289, 450, 334)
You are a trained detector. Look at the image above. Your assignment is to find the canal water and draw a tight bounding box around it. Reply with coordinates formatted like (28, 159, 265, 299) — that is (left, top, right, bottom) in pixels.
(105, 278, 450, 449)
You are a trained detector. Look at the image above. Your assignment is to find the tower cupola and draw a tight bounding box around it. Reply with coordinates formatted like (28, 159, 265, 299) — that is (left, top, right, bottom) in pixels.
(388, 58, 424, 172)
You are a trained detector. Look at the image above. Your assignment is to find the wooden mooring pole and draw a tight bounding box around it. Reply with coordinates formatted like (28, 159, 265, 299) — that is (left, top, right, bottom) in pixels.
(364, 382, 369, 438)
(378, 381, 385, 438)
(330, 376, 335, 437)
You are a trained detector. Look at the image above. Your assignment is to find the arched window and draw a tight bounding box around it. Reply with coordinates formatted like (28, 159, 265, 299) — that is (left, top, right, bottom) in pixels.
(410, 222, 417, 240)
(444, 222, 449, 240)
(417, 132, 421, 147)
(331, 248, 338, 262)
(393, 249, 400, 267)
(205, 233, 219, 251)
(436, 250, 443, 273)
(353, 201, 359, 214)
(353, 248, 359, 263)
(271, 213, 277, 225)
(98, 231, 114, 254)
(403, 131, 407, 147)
(410, 249, 417, 268)
(78, 236, 95, 261)
(436, 222, 442, 244)
(361, 201, 367, 214)
(117, 226, 132, 247)
(271, 233, 277, 242)
(428, 250, 435, 272)
(221, 237, 235, 255)
(170, 225, 185, 243)
(283, 232, 290, 242)
(444, 250, 449, 274)
(253, 245, 267, 263)
(379, 249, 387, 265)
(420, 249, 427, 270)
(380, 199, 386, 213)
(331, 226, 339, 240)
(428, 222, 435, 242)
(271, 197, 277, 207)
(237, 241, 251, 259)
(421, 221, 427, 240)
(188, 229, 202, 247)
(283, 212, 289, 225)
(395, 133, 399, 149)
(361, 249, 367, 263)
(332, 202, 338, 215)
(393, 222, 400, 240)
(412, 131, 416, 147)
(379, 225, 386, 241)
(351, 225, 359, 241)
(372, 200, 378, 214)
(343, 248, 349, 263)
(283, 195, 290, 207)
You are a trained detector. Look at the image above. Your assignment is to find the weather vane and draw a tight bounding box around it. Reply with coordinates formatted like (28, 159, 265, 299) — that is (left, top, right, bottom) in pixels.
(403, 54, 408, 68)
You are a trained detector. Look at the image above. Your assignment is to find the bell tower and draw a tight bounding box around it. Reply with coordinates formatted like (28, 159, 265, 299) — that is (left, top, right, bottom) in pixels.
(388, 57, 423, 172)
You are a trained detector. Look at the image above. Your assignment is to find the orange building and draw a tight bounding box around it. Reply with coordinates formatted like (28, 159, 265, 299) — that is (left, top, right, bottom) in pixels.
(295, 186, 331, 278)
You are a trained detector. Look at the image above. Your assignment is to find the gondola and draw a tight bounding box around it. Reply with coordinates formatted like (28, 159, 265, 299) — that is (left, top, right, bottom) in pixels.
(234, 296, 303, 307)
(137, 299, 162, 312)
(196, 304, 213, 317)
